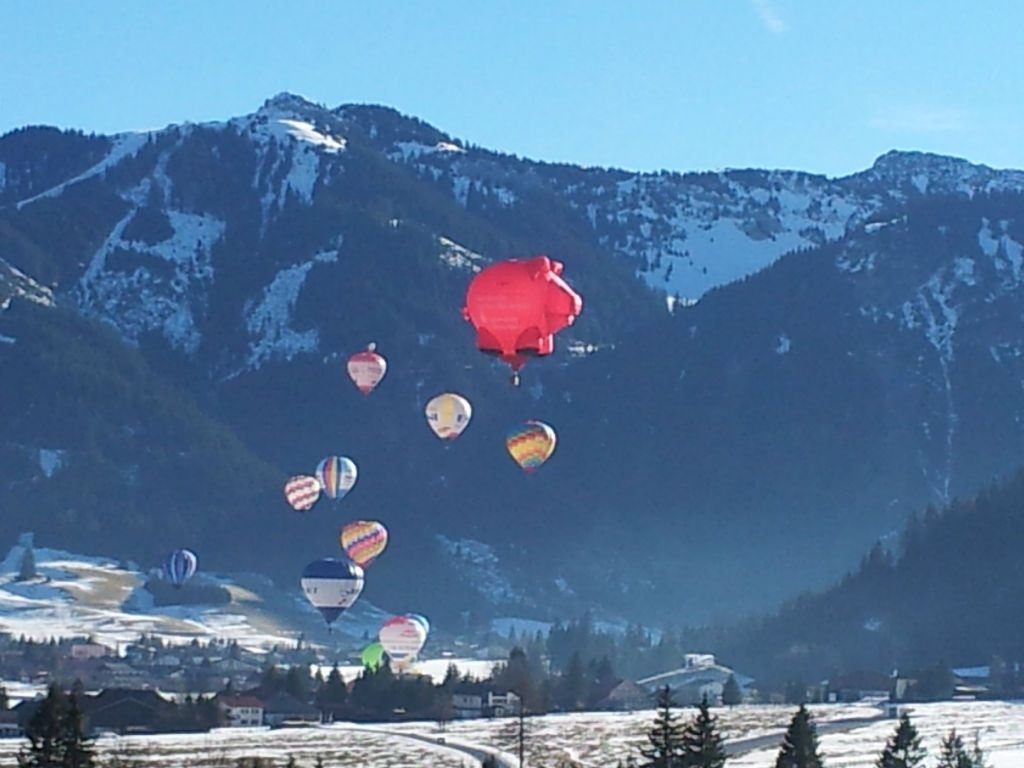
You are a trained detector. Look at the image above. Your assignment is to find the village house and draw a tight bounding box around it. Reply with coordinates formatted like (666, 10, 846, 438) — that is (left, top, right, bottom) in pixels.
(0, 711, 21, 738)
(82, 688, 175, 734)
(450, 687, 521, 718)
(216, 694, 265, 727)
(262, 691, 320, 727)
(452, 691, 483, 718)
(69, 642, 114, 661)
(825, 671, 894, 702)
(94, 661, 147, 689)
(637, 653, 753, 705)
(486, 690, 520, 717)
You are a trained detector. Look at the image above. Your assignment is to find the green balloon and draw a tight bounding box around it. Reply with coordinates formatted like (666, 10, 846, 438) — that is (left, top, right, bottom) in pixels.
(361, 641, 385, 670)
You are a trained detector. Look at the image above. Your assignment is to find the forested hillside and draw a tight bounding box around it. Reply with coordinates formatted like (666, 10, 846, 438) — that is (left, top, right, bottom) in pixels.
(686, 465, 1024, 684)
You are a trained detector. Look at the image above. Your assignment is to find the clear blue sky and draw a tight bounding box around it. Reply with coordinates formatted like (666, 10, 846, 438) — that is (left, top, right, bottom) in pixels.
(2, 1, 1021, 178)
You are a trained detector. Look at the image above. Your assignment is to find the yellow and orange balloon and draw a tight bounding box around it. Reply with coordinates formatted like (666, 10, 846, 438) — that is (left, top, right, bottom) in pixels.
(506, 420, 557, 472)
(340, 520, 388, 568)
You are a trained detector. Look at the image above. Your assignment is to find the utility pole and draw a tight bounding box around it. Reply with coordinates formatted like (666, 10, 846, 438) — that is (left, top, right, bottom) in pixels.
(517, 698, 525, 768)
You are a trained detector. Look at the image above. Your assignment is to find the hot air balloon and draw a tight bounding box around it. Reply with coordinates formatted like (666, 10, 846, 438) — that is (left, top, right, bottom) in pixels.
(361, 641, 385, 671)
(379, 614, 428, 670)
(340, 520, 388, 568)
(316, 456, 358, 500)
(407, 613, 431, 636)
(463, 256, 583, 384)
(300, 557, 364, 627)
(347, 343, 387, 395)
(506, 420, 557, 472)
(164, 548, 198, 589)
(425, 392, 473, 440)
(284, 474, 322, 511)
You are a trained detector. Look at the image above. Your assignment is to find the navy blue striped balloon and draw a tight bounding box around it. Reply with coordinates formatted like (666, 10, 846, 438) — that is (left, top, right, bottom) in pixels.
(164, 548, 198, 589)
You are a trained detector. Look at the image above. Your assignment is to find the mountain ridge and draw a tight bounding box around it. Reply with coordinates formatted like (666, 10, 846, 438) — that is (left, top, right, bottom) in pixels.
(2, 94, 1024, 631)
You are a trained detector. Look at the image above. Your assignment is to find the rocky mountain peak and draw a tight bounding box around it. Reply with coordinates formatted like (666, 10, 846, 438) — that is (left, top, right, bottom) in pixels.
(259, 91, 325, 119)
(850, 149, 1024, 196)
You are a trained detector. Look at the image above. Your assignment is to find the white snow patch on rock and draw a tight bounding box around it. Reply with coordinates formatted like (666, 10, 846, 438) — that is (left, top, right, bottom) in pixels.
(38, 449, 67, 478)
(438, 236, 485, 271)
(78, 206, 226, 353)
(243, 250, 338, 369)
(1, 261, 55, 307)
(15, 132, 151, 210)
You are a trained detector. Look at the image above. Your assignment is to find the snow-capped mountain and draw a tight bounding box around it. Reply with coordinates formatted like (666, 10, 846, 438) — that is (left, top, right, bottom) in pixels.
(2, 93, 1024, 628)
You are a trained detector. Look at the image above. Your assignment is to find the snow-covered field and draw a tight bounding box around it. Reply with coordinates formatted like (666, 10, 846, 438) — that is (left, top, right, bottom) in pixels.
(0, 537, 391, 653)
(0, 700, 1021, 767)
(0, 724, 488, 767)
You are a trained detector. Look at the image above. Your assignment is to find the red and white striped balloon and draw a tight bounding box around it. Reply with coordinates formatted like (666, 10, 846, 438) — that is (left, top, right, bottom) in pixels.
(347, 343, 387, 395)
(284, 474, 321, 512)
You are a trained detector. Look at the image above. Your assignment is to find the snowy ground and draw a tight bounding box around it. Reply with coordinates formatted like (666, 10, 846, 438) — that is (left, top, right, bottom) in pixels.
(0, 700, 1021, 767)
(0, 538, 390, 654)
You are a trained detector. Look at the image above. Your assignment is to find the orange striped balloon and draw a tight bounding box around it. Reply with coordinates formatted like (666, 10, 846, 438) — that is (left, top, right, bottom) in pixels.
(340, 520, 389, 568)
(506, 420, 557, 472)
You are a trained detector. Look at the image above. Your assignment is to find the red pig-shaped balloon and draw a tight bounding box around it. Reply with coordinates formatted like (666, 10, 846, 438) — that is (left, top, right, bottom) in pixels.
(463, 256, 583, 383)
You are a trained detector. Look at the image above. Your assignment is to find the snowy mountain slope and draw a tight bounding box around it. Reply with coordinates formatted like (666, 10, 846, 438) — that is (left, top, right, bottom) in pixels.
(0, 256, 52, 310)
(0, 535, 388, 652)
(358, 104, 1024, 302)
(9, 94, 1024, 363)
(3, 94, 1024, 628)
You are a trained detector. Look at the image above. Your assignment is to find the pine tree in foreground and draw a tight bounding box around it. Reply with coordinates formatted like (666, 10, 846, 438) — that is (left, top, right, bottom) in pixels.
(60, 692, 95, 768)
(970, 731, 991, 768)
(18, 683, 94, 768)
(774, 704, 823, 768)
(936, 729, 971, 768)
(877, 711, 925, 768)
(639, 686, 686, 767)
(681, 694, 727, 768)
(18, 684, 65, 768)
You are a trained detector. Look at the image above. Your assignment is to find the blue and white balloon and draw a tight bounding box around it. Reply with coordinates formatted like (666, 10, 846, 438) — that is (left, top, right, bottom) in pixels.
(164, 548, 198, 589)
(300, 557, 365, 626)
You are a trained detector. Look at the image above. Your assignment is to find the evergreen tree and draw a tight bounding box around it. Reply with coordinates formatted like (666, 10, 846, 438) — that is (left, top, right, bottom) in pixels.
(493, 647, 539, 712)
(17, 684, 94, 768)
(441, 663, 460, 689)
(315, 666, 348, 718)
(558, 651, 587, 710)
(721, 675, 742, 707)
(970, 731, 990, 768)
(18, 684, 65, 768)
(284, 664, 309, 700)
(774, 705, 823, 768)
(639, 686, 686, 767)
(936, 729, 971, 768)
(17, 546, 37, 582)
(877, 712, 925, 768)
(681, 694, 726, 768)
(60, 693, 95, 768)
